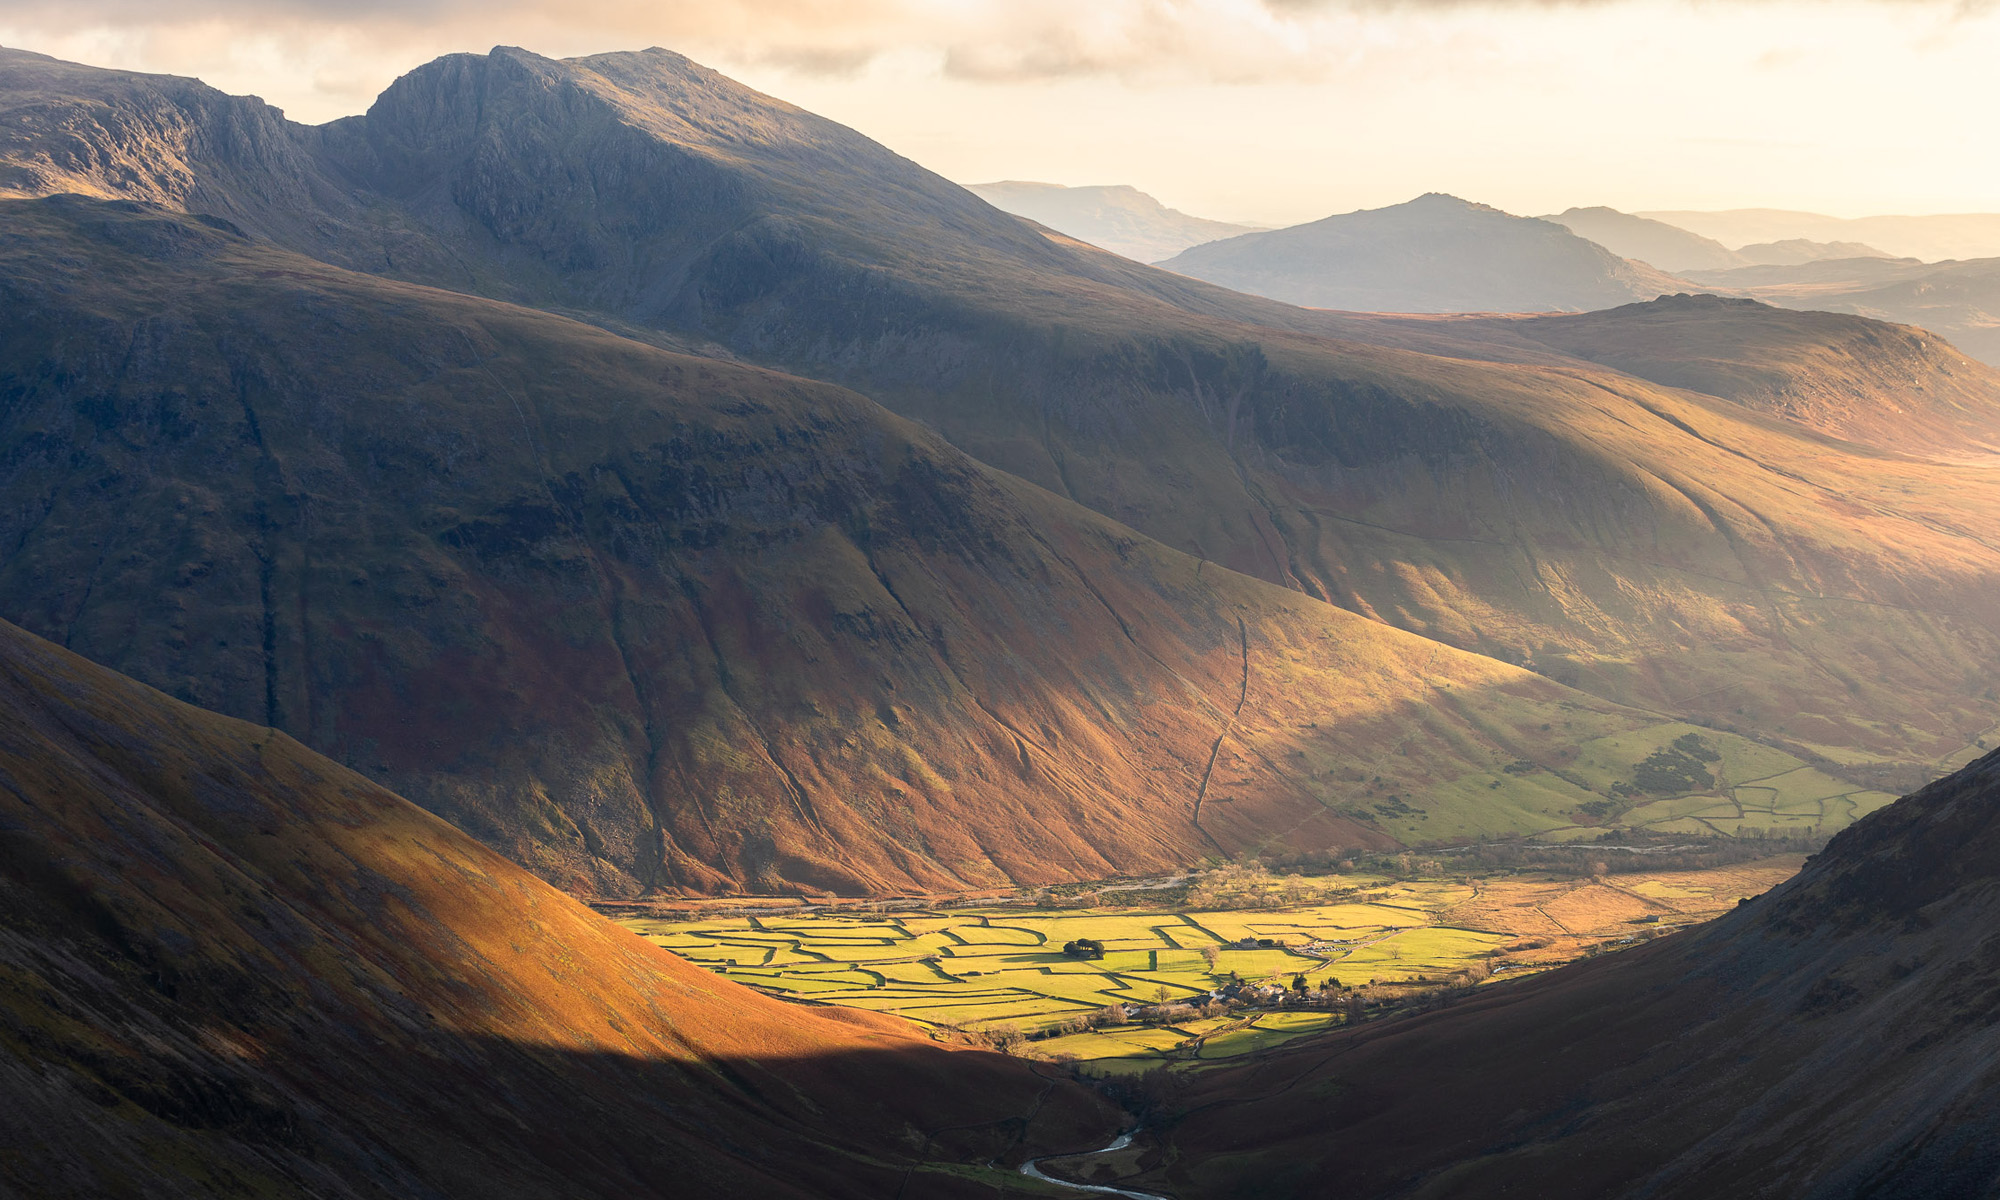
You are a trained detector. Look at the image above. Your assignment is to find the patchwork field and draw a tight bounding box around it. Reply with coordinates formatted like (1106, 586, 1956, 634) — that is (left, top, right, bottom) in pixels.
(618, 855, 1804, 1072)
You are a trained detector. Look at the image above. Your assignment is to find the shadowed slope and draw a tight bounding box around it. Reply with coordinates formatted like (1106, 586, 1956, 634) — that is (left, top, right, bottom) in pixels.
(0, 614, 1126, 1198)
(0, 196, 1638, 895)
(1132, 749, 2000, 1199)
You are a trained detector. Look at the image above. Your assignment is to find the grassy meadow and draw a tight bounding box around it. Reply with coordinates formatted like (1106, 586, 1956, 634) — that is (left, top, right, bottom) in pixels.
(619, 854, 1801, 1073)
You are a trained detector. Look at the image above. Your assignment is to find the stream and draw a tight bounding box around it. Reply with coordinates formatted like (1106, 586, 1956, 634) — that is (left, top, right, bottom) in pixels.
(1019, 1130, 1171, 1199)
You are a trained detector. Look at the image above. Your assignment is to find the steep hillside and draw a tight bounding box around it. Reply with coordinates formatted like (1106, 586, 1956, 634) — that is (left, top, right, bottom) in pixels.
(0, 196, 1643, 896)
(0, 614, 1122, 1198)
(7, 46, 2000, 817)
(966, 181, 1261, 263)
(1541, 205, 1746, 272)
(1157, 194, 1690, 312)
(1486, 293, 2000, 453)
(1124, 747, 2000, 1199)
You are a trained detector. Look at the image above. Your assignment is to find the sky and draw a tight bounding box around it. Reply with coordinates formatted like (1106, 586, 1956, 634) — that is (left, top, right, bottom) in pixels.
(1, 0, 1996, 227)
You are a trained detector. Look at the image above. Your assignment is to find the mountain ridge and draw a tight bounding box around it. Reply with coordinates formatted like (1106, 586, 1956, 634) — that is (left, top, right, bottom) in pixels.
(8, 44, 2000, 883)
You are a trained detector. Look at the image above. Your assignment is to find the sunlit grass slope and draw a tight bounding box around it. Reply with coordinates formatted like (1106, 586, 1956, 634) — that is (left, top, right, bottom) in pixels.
(0, 615, 1123, 1197)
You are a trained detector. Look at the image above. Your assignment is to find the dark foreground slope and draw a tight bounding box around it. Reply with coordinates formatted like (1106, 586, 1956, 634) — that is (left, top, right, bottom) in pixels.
(1130, 749, 2000, 1199)
(9, 47, 2000, 800)
(0, 196, 1632, 895)
(0, 615, 1122, 1198)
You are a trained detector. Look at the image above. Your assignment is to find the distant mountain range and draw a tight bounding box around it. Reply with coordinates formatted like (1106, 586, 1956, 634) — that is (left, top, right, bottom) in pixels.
(1639, 207, 2000, 263)
(966, 180, 1262, 262)
(1541, 206, 1748, 272)
(1158, 193, 1691, 313)
(1544, 207, 1892, 271)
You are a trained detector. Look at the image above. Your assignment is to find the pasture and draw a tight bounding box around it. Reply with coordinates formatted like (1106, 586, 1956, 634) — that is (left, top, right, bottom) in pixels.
(619, 856, 1803, 1072)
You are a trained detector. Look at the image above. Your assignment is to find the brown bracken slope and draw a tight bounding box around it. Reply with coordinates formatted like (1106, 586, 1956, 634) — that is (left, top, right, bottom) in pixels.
(0, 196, 1630, 896)
(0, 613, 1124, 1197)
(1130, 749, 2000, 1199)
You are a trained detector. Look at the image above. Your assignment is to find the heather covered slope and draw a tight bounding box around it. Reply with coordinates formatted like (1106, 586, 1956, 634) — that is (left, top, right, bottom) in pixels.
(0, 196, 1640, 895)
(1132, 748, 2000, 1199)
(9, 46, 2000, 810)
(0, 615, 1123, 1198)
(1157, 194, 1691, 313)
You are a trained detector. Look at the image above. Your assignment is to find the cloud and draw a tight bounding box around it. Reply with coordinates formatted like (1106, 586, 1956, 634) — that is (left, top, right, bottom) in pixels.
(0, 0, 1985, 119)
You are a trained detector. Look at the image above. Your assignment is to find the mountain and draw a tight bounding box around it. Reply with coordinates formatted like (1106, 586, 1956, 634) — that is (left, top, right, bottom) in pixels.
(1736, 237, 1892, 266)
(1476, 293, 2000, 454)
(1156, 194, 1692, 312)
(0, 195, 1642, 897)
(0, 614, 1121, 1197)
(7, 45, 2000, 874)
(1685, 255, 2000, 366)
(1541, 206, 1747, 272)
(1123, 748, 2000, 1199)
(1641, 207, 2000, 263)
(966, 180, 1262, 263)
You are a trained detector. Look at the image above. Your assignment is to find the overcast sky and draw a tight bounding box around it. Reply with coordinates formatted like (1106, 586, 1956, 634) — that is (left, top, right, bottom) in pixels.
(2, 0, 1995, 226)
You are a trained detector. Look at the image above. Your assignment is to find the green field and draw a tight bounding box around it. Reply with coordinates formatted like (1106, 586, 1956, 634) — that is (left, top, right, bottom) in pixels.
(621, 885, 1514, 1068)
(1405, 720, 1926, 844)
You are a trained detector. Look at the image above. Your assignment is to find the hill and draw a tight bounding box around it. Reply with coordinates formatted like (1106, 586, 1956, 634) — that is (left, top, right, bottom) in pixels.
(1479, 293, 2000, 453)
(0, 195, 1649, 896)
(7, 46, 2000, 862)
(0, 614, 1123, 1197)
(1541, 206, 1746, 272)
(1122, 747, 2000, 1198)
(1686, 255, 2000, 366)
(966, 180, 1261, 263)
(1156, 194, 1691, 312)
(1737, 237, 1891, 265)
(1641, 207, 2000, 263)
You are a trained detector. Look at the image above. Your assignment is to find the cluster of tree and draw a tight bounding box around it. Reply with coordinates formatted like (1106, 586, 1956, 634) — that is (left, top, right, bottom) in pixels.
(1627, 732, 1723, 794)
(1182, 860, 1365, 910)
(1061, 937, 1106, 959)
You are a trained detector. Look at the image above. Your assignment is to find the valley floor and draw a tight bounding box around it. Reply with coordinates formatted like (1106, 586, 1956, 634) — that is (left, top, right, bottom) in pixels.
(614, 854, 1803, 1074)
